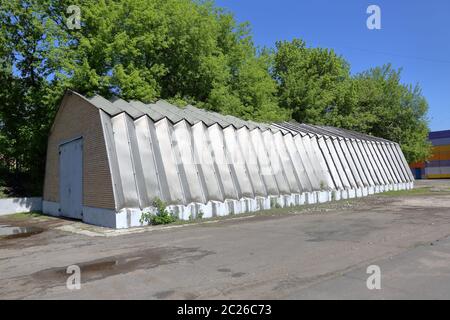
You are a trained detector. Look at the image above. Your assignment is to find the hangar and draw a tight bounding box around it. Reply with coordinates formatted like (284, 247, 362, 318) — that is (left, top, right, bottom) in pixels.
(43, 90, 414, 228)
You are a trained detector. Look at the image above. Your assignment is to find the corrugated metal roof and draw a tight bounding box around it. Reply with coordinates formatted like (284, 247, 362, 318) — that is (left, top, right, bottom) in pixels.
(273, 121, 393, 143)
(317, 125, 391, 143)
(73, 90, 394, 143)
(80, 91, 273, 131)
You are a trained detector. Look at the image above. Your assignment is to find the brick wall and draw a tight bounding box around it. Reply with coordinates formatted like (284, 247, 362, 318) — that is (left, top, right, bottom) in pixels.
(43, 93, 115, 209)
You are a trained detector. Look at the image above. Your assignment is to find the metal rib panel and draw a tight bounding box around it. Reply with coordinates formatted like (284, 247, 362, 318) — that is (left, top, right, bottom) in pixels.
(384, 142, 407, 182)
(250, 129, 280, 196)
(223, 127, 255, 198)
(384, 143, 408, 182)
(284, 133, 312, 191)
(376, 142, 400, 183)
(394, 143, 414, 181)
(324, 138, 351, 189)
(342, 139, 369, 187)
(392, 143, 414, 181)
(143, 117, 171, 203)
(355, 140, 380, 185)
(173, 120, 206, 204)
(373, 141, 399, 183)
(367, 141, 392, 184)
(207, 124, 240, 199)
(338, 139, 364, 188)
(192, 122, 224, 201)
(366, 141, 390, 185)
(359, 140, 384, 185)
(124, 114, 149, 207)
(134, 117, 164, 202)
(236, 128, 267, 197)
(317, 137, 343, 189)
(300, 135, 335, 189)
(386, 143, 407, 181)
(273, 122, 336, 194)
(331, 138, 358, 188)
(348, 139, 373, 186)
(293, 135, 321, 190)
(165, 120, 191, 205)
(262, 130, 291, 195)
(273, 131, 302, 193)
(111, 113, 141, 208)
(154, 118, 185, 204)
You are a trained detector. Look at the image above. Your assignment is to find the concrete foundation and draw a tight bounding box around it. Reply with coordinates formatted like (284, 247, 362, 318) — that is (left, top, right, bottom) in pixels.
(42, 182, 413, 228)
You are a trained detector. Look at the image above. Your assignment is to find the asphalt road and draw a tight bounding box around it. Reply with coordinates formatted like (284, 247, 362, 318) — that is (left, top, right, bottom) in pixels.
(1, 180, 450, 299)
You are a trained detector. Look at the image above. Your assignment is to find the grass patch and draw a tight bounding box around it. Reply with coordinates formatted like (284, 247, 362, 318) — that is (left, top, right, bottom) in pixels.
(3, 211, 45, 220)
(379, 186, 450, 197)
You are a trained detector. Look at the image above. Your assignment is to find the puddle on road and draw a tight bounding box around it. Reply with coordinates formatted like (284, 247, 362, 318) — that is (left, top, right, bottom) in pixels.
(0, 224, 43, 239)
(30, 246, 215, 286)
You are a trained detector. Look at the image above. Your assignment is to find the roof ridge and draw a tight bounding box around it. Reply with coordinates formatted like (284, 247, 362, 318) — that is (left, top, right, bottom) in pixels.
(69, 90, 393, 142)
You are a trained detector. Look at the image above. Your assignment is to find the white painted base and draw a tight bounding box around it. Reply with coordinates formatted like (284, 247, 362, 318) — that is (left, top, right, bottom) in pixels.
(42, 200, 60, 216)
(41, 180, 417, 229)
(348, 189, 356, 199)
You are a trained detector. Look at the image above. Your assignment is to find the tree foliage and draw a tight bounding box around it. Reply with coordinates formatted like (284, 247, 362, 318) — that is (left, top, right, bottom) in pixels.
(0, 1, 431, 195)
(353, 65, 431, 162)
(273, 39, 430, 163)
(273, 39, 356, 126)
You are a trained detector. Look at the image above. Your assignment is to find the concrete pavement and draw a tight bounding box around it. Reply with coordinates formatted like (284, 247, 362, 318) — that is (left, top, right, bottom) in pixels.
(1, 180, 450, 299)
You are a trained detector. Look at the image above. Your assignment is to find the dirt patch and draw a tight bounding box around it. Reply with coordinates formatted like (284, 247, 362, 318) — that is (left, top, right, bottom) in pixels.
(0, 225, 44, 239)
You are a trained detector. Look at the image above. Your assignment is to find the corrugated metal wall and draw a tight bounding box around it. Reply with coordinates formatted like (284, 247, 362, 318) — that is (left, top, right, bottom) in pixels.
(55, 91, 413, 225)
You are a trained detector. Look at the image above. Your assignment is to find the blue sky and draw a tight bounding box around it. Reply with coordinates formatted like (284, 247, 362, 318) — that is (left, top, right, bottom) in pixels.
(215, 0, 450, 131)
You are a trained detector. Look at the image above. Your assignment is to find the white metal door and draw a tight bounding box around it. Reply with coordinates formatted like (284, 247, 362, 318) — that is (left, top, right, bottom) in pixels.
(59, 138, 83, 219)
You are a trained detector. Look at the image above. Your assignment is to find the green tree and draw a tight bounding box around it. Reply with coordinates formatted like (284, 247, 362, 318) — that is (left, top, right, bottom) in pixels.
(0, 0, 288, 195)
(0, 0, 68, 194)
(273, 39, 355, 126)
(48, 0, 287, 122)
(273, 39, 430, 163)
(353, 64, 431, 163)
